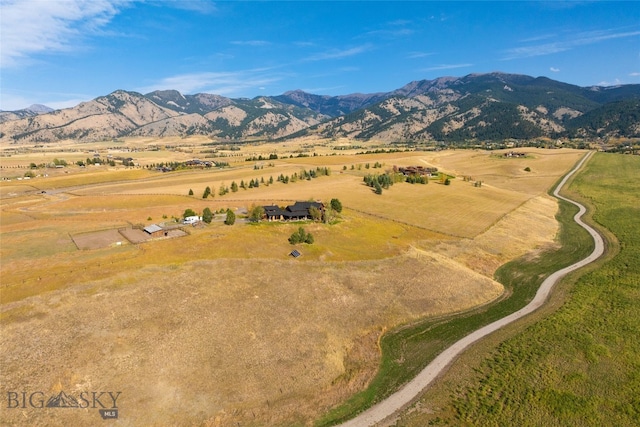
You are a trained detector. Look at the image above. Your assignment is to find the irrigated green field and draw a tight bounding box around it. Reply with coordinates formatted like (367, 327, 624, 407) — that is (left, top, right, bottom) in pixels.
(392, 152, 640, 427)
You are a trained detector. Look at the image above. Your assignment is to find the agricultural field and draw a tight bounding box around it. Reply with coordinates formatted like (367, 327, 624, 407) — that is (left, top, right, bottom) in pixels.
(0, 138, 585, 426)
(392, 153, 640, 427)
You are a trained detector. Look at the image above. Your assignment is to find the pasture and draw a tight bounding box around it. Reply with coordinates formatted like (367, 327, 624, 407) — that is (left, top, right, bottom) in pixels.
(0, 138, 584, 426)
(392, 153, 640, 427)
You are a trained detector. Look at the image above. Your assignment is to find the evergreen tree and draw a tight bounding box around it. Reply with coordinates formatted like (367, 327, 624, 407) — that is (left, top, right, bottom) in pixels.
(374, 181, 383, 194)
(330, 198, 343, 213)
(202, 186, 211, 198)
(202, 207, 213, 224)
(224, 209, 236, 225)
(183, 208, 197, 219)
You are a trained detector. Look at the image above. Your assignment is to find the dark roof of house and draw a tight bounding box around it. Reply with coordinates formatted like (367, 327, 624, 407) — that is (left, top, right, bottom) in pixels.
(263, 201, 324, 219)
(264, 205, 286, 217)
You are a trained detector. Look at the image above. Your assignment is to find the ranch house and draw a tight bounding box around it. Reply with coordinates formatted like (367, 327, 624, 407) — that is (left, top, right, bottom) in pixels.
(396, 165, 438, 176)
(263, 201, 324, 221)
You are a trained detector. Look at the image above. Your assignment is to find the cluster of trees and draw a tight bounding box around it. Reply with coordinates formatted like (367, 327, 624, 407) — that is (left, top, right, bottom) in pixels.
(189, 167, 334, 199)
(246, 153, 278, 161)
(146, 160, 229, 171)
(363, 173, 405, 194)
(355, 148, 407, 155)
(289, 227, 314, 245)
(341, 163, 384, 171)
(405, 174, 429, 184)
(276, 167, 331, 184)
(363, 172, 435, 193)
(76, 157, 117, 167)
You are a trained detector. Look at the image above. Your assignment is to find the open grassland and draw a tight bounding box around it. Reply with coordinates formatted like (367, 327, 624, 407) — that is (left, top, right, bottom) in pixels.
(0, 139, 585, 426)
(391, 152, 640, 427)
(316, 175, 593, 426)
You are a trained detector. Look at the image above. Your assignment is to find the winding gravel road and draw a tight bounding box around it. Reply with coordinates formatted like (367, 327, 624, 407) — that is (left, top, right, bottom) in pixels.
(339, 151, 605, 427)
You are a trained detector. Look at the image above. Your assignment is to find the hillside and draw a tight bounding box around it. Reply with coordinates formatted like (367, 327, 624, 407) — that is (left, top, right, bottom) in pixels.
(1, 73, 639, 143)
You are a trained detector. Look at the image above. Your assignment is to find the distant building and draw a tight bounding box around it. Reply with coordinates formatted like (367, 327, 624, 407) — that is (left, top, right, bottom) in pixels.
(396, 165, 438, 176)
(263, 201, 324, 221)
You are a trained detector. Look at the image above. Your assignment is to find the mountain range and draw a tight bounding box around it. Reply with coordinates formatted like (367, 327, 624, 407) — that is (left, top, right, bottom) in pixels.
(1, 72, 639, 144)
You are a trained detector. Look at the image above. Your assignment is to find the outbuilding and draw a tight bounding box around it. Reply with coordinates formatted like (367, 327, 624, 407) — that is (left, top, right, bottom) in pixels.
(143, 224, 165, 237)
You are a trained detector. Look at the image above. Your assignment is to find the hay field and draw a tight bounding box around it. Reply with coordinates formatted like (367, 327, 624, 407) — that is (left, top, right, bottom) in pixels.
(0, 140, 583, 426)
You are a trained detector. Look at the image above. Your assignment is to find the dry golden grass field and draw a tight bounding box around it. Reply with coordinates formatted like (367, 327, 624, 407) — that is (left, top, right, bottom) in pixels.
(0, 138, 583, 426)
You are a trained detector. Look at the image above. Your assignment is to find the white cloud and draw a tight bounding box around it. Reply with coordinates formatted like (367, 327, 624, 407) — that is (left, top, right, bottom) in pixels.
(230, 40, 271, 46)
(0, 0, 132, 68)
(596, 78, 623, 87)
(136, 70, 285, 96)
(629, 72, 640, 77)
(166, 0, 217, 15)
(407, 51, 436, 59)
(422, 63, 473, 72)
(305, 44, 372, 61)
(503, 28, 640, 60)
(0, 90, 89, 111)
(550, 67, 560, 72)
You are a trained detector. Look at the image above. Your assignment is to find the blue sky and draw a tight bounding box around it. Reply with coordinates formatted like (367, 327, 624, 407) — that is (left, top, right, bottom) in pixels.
(1, 0, 639, 111)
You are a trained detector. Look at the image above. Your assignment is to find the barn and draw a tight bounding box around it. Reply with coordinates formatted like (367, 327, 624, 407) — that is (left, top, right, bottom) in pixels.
(143, 224, 166, 238)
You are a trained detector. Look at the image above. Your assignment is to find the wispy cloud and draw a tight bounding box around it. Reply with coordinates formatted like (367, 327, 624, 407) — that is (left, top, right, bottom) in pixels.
(422, 63, 473, 72)
(230, 40, 272, 47)
(136, 69, 285, 96)
(597, 78, 623, 87)
(166, 0, 217, 15)
(0, 88, 92, 111)
(503, 28, 640, 60)
(407, 51, 436, 59)
(0, 0, 132, 68)
(304, 44, 373, 61)
(360, 19, 415, 40)
(550, 67, 560, 72)
(365, 28, 414, 38)
(629, 72, 640, 77)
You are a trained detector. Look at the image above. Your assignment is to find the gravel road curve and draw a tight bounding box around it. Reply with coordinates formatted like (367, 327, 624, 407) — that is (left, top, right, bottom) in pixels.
(338, 151, 604, 427)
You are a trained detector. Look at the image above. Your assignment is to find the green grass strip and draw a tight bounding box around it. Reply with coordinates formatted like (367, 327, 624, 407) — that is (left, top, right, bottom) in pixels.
(448, 152, 640, 426)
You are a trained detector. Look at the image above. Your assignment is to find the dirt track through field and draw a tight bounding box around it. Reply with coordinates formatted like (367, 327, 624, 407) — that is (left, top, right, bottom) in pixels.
(338, 151, 605, 427)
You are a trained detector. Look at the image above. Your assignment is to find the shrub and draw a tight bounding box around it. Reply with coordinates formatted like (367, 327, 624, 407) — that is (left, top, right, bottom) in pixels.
(289, 227, 314, 244)
(183, 208, 197, 219)
(202, 207, 213, 224)
(249, 205, 265, 222)
(224, 209, 236, 225)
(202, 186, 211, 198)
(330, 198, 343, 213)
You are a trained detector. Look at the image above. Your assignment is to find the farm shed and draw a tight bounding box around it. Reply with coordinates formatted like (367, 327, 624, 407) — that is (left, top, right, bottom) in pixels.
(143, 224, 166, 237)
